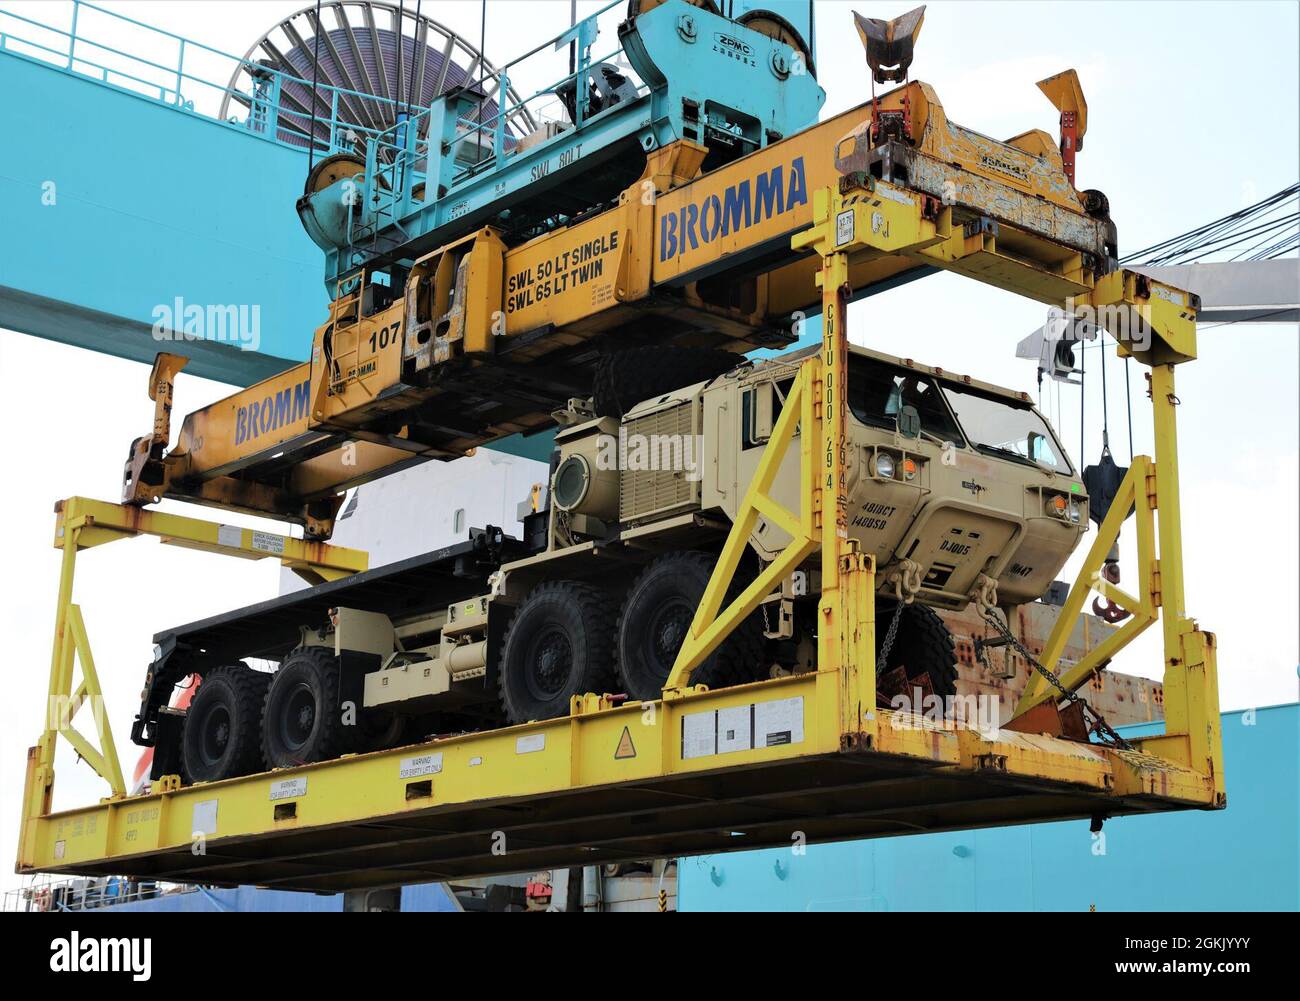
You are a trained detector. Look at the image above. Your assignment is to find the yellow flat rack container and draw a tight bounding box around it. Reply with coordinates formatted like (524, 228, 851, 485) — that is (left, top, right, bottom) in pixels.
(24, 678, 1215, 893)
(18, 180, 1224, 892)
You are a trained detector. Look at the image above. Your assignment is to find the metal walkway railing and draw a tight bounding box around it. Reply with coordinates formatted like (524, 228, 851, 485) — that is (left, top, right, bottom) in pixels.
(0, 0, 416, 156)
(2, 872, 179, 912)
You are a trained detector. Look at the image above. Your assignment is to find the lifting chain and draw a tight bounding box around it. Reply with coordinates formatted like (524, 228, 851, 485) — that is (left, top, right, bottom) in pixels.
(879, 559, 921, 670)
(976, 601, 1131, 750)
(878, 599, 905, 671)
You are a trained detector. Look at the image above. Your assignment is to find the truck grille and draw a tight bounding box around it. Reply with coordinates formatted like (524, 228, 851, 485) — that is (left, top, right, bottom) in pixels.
(619, 402, 698, 522)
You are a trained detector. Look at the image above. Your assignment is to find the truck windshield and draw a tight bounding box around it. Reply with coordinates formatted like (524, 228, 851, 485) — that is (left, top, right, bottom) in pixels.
(939, 384, 1071, 473)
(848, 355, 965, 445)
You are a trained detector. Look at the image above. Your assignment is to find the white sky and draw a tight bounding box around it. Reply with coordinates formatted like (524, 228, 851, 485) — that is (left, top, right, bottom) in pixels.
(1, 1, 1297, 892)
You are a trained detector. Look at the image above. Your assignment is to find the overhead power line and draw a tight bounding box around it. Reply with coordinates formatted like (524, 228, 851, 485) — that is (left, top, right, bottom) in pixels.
(1121, 182, 1299, 266)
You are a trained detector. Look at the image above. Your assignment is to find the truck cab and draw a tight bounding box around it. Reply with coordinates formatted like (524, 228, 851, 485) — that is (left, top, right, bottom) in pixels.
(552, 344, 1087, 613)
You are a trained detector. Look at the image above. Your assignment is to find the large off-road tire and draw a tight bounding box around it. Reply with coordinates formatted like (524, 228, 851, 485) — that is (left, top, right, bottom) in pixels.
(261, 646, 353, 768)
(592, 346, 741, 418)
(181, 664, 270, 783)
(498, 581, 618, 723)
(877, 601, 958, 699)
(616, 551, 765, 701)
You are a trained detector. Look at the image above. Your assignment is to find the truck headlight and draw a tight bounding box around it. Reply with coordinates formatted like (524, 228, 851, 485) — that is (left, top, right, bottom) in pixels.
(874, 453, 895, 479)
(553, 455, 591, 511)
(1068, 501, 1081, 524)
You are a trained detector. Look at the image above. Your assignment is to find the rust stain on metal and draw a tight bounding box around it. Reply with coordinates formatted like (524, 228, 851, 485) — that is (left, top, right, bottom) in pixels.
(941, 602, 1162, 728)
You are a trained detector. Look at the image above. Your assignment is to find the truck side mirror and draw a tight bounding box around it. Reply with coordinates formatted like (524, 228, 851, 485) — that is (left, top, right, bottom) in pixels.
(897, 404, 921, 439)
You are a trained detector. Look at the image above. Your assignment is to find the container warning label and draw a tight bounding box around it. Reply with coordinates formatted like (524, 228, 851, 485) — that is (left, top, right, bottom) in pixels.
(718, 705, 751, 754)
(614, 726, 637, 760)
(681, 696, 804, 760)
(269, 776, 307, 801)
(251, 531, 285, 555)
(755, 696, 803, 747)
(400, 752, 443, 779)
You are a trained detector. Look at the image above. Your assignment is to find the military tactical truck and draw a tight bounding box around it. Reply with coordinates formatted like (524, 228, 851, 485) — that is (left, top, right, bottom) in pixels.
(135, 344, 1088, 785)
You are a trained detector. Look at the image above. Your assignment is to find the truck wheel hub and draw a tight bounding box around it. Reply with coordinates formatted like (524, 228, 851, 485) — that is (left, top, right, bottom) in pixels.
(283, 685, 316, 747)
(651, 602, 692, 665)
(529, 627, 573, 697)
(201, 706, 231, 762)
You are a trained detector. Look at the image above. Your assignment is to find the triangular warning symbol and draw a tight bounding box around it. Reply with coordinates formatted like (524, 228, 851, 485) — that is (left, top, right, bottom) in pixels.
(614, 726, 637, 760)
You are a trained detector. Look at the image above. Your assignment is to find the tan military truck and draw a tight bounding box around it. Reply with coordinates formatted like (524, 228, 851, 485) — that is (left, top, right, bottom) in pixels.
(135, 343, 1091, 784)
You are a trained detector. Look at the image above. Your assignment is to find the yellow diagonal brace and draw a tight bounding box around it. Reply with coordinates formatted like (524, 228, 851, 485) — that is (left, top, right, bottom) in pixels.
(1014, 458, 1152, 715)
(62, 604, 126, 796)
(1091, 578, 1145, 617)
(666, 365, 818, 690)
(675, 540, 818, 688)
(1044, 613, 1155, 705)
(751, 492, 803, 542)
(58, 727, 113, 786)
